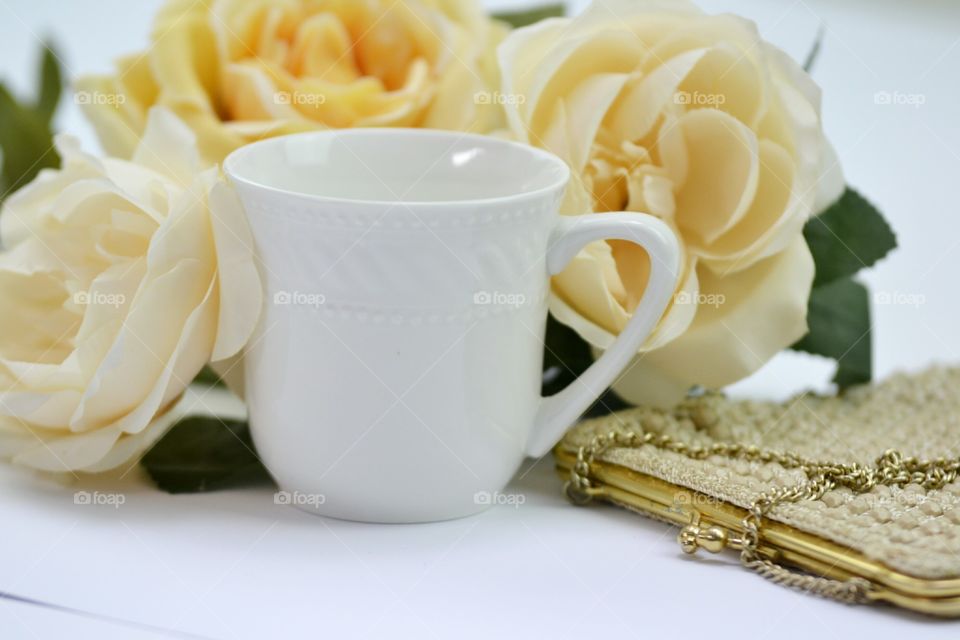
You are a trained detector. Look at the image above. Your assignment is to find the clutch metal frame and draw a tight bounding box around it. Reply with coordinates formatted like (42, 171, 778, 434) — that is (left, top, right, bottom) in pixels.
(554, 447, 960, 617)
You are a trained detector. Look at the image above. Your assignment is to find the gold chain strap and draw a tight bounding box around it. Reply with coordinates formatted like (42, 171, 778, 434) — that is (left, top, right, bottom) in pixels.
(564, 428, 960, 605)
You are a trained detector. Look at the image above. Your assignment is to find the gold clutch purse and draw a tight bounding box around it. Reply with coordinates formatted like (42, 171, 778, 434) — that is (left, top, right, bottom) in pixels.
(554, 366, 960, 617)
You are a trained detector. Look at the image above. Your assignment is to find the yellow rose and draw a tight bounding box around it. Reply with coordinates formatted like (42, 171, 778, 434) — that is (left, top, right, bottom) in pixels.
(498, 0, 844, 405)
(77, 0, 507, 165)
(0, 108, 261, 472)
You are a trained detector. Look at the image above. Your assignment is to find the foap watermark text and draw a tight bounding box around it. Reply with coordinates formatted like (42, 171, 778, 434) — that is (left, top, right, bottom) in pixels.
(275, 490, 326, 508)
(474, 490, 525, 508)
(274, 290, 326, 308)
(74, 491, 126, 508)
(473, 290, 527, 308)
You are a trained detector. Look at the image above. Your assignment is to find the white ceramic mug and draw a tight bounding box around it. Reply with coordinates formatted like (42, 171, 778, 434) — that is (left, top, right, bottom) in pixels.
(224, 129, 680, 523)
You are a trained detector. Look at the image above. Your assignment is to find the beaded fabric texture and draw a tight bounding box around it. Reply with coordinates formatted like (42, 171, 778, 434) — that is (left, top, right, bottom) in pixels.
(561, 366, 960, 580)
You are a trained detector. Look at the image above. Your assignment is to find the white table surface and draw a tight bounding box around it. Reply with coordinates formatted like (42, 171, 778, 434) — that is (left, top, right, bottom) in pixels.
(1, 0, 959, 637)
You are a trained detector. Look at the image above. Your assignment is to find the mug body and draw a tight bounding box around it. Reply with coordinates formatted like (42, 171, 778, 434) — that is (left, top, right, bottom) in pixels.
(226, 130, 568, 522)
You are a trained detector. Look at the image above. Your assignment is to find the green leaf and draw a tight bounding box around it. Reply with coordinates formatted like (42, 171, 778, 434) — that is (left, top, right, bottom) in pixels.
(142, 416, 272, 494)
(541, 314, 629, 416)
(0, 44, 63, 203)
(192, 365, 226, 388)
(0, 83, 59, 202)
(493, 3, 565, 29)
(541, 314, 593, 397)
(792, 277, 872, 388)
(803, 24, 825, 73)
(805, 187, 897, 287)
(35, 45, 63, 124)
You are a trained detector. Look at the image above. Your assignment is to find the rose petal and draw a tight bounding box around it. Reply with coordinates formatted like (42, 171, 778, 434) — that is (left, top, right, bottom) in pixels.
(676, 42, 765, 128)
(132, 107, 203, 189)
(68, 258, 210, 431)
(498, 18, 569, 144)
(814, 137, 845, 214)
(499, 19, 643, 149)
(1, 135, 104, 246)
(612, 237, 814, 406)
(538, 73, 633, 174)
(0, 269, 77, 374)
(73, 76, 143, 160)
(288, 11, 358, 82)
(673, 108, 760, 245)
(149, 0, 244, 163)
(222, 61, 298, 122)
(104, 277, 217, 438)
(550, 245, 698, 351)
(208, 179, 262, 361)
(8, 421, 123, 472)
(74, 52, 157, 159)
(695, 139, 801, 272)
(606, 48, 709, 143)
(552, 239, 630, 339)
(77, 384, 245, 473)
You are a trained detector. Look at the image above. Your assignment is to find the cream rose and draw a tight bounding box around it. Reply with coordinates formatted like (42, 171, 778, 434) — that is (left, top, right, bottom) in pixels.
(498, 0, 844, 405)
(77, 0, 507, 165)
(0, 108, 261, 472)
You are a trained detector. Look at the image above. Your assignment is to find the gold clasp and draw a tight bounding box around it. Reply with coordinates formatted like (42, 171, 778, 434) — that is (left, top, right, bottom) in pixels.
(563, 481, 604, 505)
(677, 510, 743, 555)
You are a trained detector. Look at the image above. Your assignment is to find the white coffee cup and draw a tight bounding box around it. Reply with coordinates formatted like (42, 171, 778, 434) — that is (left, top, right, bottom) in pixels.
(224, 129, 680, 523)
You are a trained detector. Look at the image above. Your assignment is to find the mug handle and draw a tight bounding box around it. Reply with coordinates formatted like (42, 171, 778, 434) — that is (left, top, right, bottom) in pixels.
(525, 213, 681, 457)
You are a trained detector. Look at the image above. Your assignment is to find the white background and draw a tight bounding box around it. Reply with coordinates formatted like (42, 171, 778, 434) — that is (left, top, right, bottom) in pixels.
(0, 0, 959, 637)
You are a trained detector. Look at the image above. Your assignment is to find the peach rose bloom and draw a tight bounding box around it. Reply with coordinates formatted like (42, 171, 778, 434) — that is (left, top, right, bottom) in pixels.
(497, 0, 843, 404)
(0, 109, 261, 472)
(78, 0, 507, 164)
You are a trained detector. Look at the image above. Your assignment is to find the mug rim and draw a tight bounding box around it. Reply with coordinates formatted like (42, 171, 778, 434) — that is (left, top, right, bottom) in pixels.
(222, 128, 571, 209)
